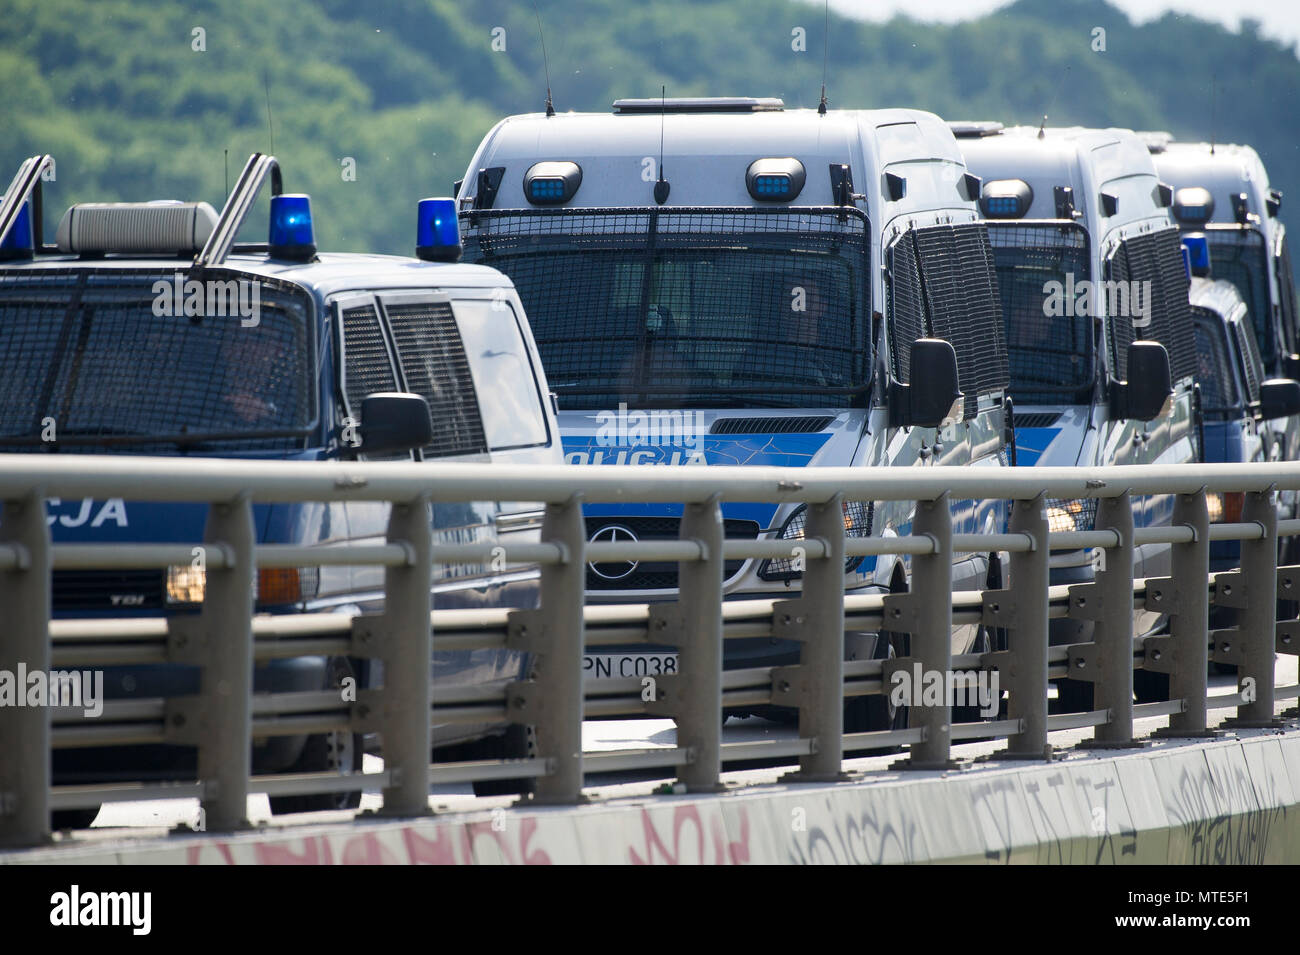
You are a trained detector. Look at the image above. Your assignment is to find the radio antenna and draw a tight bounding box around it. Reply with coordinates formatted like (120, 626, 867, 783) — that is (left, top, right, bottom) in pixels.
(263, 71, 275, 154)
(1037, 64, 1070, 139)
(533, 2, 555, 117)
(818, 0, 829, 115)
(1209, 73, 1217, 154)
(223, 148, 229, 198)
(654, 85, 670, 204)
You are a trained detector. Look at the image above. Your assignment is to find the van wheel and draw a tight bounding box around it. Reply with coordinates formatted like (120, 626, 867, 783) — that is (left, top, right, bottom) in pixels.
(844, 634, 907, 749)
(268, 731, 364, 815)
(445, 725, 537, 797)
(52, 808, 100, 830)
(1133, 669, 1170, 704)
(952, 627, 993, 727)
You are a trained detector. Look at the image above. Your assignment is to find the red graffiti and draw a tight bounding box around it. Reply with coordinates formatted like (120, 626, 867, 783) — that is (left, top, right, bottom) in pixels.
(629, 805, 750, 865)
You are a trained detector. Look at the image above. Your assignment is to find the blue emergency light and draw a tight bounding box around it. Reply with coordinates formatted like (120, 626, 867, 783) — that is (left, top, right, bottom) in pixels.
(1181, 233, 1211, 277)
(268, 194, 316, 261)
(0, 199, 34, 260)
(416, 198, 461, 262)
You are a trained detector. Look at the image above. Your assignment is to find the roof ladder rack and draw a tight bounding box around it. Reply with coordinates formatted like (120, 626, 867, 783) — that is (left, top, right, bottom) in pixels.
(193, 152, 282, 269)
(0, 154, 55, 248)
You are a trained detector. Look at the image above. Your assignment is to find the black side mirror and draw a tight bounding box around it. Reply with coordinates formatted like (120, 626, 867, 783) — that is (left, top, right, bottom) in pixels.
(1259, 378, 1300, 420)
(358, 392, 432, 455)
(1283, 353, 1300, 381)
(1112, 340, 1172, 422)
(904, 338, 963, 429)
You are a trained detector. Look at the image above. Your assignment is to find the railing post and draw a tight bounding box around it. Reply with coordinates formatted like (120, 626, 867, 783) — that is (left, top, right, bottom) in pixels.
(985, 493, 1050, 758)
(0, 492, 52, 847)
(1147, 491, 1214, 737)
(773, 495, 847, 781)
(377, 493, 433, 817)
(885, 492, 957, 769)
(1076, 491, 1139, 748)
(647, 495, 725, 792)
(1225, 487, 1281, 727)
(508, 496, 586, 803)
(191, 495, 256, 831)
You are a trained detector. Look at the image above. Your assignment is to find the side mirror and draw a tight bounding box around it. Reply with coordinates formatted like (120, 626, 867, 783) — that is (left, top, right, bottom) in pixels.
(906, 338, 964, 429)
(1258, 378, 1300, 420)
(1112, 340, 1172, 422)
(1283, 353, 1300, 381)
(358, 392, 432, 455)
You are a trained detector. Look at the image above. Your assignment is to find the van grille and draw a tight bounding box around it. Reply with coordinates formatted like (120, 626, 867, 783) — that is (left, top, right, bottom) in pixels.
(52, 569, 165, 611)
(584, 516, 760, 591)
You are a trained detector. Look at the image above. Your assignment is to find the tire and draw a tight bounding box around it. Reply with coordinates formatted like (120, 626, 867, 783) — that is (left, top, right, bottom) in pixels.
(952, 626, 994, 728)
(1052, 677, 1093, 714)
(52, 807, 99, 830)
(268, 730, 364, 815)
(450, 724, 537, 798)
(844, 633, 908, 751)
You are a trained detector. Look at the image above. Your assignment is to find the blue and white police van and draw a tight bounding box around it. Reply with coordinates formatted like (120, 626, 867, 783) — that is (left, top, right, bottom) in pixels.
(953, 123, 1198, 707)
(1146, 136, 1300, 542)
(0, 153, 562, 821)
(456, 98, 1014, 730)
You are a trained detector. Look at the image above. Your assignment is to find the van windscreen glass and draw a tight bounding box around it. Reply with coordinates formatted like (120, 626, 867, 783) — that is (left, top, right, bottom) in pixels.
(987, 223, 1093, 404)
(461, 207, 870, 410)
(0, 269, 315, 452)
(1204, 227, 1273, 366)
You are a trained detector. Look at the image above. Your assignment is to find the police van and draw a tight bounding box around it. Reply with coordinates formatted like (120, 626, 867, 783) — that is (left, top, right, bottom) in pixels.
(1146, 136, 1300, 540)
(952, 123, 1197, 707)
(0, 153, 562, 821)
(456, 98, 1013, 730)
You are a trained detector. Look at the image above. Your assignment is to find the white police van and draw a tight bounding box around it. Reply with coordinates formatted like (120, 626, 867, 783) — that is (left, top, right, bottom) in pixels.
(0, 153, 561, 818)
(953, 123, 1198, 707)
(456, 97, 1013, 729)
(1146, 136, 1300, 539)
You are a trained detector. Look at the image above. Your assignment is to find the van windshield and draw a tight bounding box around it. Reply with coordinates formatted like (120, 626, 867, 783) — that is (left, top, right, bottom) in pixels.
(463, 208, 871, 410)
(0, 269, 315, 453)
(1204, 227, 1273, 366)
(1191, 312, 1241, 418)
(988, 223, 1094, 405)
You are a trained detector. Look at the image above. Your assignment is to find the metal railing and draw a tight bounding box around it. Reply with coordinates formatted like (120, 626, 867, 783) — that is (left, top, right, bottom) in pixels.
(2, 454, 1300, 847)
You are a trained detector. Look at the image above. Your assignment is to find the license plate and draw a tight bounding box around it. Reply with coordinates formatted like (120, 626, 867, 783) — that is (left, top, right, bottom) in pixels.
(583, 652, 679, 680)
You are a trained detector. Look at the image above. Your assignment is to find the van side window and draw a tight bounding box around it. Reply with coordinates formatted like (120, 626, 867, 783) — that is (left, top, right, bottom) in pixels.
(382, 297, 489, 458)
(886, 222, 1009, 418)
(1105, 227, 1197, 382)
(453, 299, 550, 450)
(337, 298, 409, 461)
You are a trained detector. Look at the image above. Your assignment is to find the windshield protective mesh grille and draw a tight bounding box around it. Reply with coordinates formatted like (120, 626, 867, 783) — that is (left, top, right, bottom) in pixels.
(988, 222, 1092, 405)
(0, 268, 313, 453)
(1106, 227, 1197, 383)
(1204, 227, 1272, 366)
(462, 207, 870, 410)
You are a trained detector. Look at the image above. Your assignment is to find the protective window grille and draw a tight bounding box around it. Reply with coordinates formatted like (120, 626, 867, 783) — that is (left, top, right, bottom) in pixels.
(339, 302, 398, 418)
(384, 301, 488, 458)
(1204, 228, 1273, 367)
(987, 223, 1092, 405)
(1191, 312, 1241, 417)
(1105, 228, 1197, 383)
(1233, 317, 1263, 405)
(888, 222, 1009, 417)
(1277, 235, 1299, 361)
(461, 207, 871, 410)
(0, 268, 314, 453)
(758, 500, 874, 580)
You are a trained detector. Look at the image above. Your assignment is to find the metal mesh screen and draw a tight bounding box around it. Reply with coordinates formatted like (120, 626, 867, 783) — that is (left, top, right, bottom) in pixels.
(384, 301, 488, 458)
(1191, 311, 1240, 417)
(988, 222, 1093, 405)
(0, 268, 314, 453)
(1204, 227, 1273, 367)
(339, 302, 397, 416)
(1105, 228, 1197, 382)
(886, 232, 926, 384)
(462, 207, 870, 410)
(1233, 316, 1263, 405)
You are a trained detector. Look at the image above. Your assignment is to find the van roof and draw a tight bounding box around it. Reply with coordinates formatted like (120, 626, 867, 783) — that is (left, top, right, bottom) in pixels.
(460, 107, 979, 226)
(1151, 141, 1274, 227)
(955, 124, 1166, 229)
(0, 252, 515, 300)
(1189, 274, 1248, 321)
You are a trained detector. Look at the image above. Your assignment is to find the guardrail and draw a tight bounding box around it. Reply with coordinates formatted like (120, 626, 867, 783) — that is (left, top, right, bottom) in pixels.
(2, 454, 1299, 848)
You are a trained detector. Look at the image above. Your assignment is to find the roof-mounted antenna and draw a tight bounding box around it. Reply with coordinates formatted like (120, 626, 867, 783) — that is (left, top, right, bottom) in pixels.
(818, 0, 829, 115)
(654, 86, 670, 204)
(1210, 72, 1217, 155)
(223, 148, 229, 199)
(263, 71, 275, 154)
(533, 2, 555, 117)
(1037, 64, 1070, 139)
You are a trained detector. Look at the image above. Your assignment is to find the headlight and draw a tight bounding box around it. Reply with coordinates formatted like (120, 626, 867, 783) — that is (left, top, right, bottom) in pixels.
(758, 501, 874, 581)
(1206, 492, 1243, 524)
(166, 565, 206, 604)
(1045, 498, 1097, 535)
